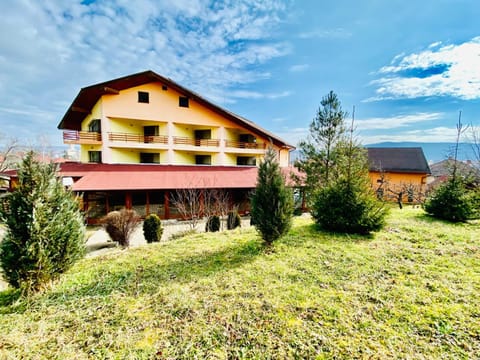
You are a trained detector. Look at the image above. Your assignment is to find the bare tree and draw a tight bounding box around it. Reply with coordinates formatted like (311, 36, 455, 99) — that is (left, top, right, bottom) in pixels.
(470, 123, 480, 163)
(170, 188, 203, 230)
(0, 135, 19, 172)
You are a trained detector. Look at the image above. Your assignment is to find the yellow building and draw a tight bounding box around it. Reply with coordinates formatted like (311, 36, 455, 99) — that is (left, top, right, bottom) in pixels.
(57, 70, 295, 222)
(59, 70, 293, 167)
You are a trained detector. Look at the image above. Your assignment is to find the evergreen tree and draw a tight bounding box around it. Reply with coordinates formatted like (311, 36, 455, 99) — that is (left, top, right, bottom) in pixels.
(296, 94, 387, 234)
(424, 113, 479, 222)
(251, 147, 294, 245)
(295, 91, 347, 192)
(143, 214, 163, 242)
(0, 152, 85, 293)
(424, 178, 475, 222)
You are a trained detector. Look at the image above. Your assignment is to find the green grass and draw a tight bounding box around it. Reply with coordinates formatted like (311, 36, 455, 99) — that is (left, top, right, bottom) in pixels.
(1, 208, 479, 359)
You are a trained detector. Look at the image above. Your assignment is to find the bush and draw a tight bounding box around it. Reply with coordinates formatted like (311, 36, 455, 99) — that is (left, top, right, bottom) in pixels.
(227, 211, 241, 230)
(311, 180, 387, 234)
(424, 179, 476, 222)
(251, 147, 294, 245)
(0, 152, 85, 293)
(206, 215, 220, 232)
(143, 214, 163, 243)
(102, 209, 141, 247)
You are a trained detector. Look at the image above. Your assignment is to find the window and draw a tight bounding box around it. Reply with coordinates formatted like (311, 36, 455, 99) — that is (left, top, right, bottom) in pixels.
(140, 153, 160, 164)
(194, 129, 211, 140)
(88, 151, 102, 163)
(237, 156, 256, 166)
(179, 96, 189, 108)
(239, 134, 255, 143)
(138, 91, 149, 103)
(195, 155, 211, 165)
(143, 126, 159, 143)
(162, 85, 168, 91)
(88, 119, 101, 133)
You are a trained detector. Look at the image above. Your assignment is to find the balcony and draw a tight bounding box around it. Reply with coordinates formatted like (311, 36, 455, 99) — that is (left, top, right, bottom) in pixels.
(108, 132, 168, 144)
(173, 137, 220, 147)
(63, 130, 102, 145)
(225, 140, 266, 149)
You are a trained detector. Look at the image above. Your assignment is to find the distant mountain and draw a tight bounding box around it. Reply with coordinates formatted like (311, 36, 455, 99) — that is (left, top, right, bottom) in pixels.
(365, 142, 476, 163)
(290, 142, 477, 164)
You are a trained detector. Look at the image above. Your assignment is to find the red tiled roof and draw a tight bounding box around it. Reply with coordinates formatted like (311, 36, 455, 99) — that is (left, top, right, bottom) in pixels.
(59, 163, 299, 191)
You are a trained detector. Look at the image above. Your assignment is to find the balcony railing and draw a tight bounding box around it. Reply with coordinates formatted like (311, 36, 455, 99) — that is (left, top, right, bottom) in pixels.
(225, 140, 265, 149)
(173, 137, 220, 147)
(108, 132, 168, 144)
(63, 130, 102, 144)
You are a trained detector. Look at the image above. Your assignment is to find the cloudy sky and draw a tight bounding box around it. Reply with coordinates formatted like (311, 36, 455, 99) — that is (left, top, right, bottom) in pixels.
(1, 0, 480, 148)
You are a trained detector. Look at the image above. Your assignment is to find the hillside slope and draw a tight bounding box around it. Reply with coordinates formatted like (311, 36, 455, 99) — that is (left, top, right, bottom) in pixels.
(0, 209, 479, 359)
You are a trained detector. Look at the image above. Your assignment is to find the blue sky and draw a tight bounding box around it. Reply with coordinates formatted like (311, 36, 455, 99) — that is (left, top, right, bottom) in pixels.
(1, 0, 480, 149)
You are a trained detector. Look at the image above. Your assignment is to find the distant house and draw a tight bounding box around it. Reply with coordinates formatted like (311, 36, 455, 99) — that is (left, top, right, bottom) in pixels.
(429, 158, 480, 188)
(367, 147, 431, 203)
(56, 70, 295, 223)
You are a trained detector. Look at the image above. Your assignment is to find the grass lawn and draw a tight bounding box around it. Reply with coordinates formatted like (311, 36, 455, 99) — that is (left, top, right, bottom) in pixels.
(0, 207, 479, 359)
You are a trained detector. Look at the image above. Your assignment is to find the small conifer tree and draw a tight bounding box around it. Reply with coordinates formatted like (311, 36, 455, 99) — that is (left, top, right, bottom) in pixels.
(143, 214, 163, 242)
(206, 215, 221, 232)
(227, 210, 241, 230)
(251, 147, 294, 245)
(0, 152, 85, 293)
(424, 114, 479, 222)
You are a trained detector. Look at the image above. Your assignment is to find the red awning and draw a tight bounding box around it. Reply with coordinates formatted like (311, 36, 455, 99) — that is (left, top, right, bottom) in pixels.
(69, 166, 257, 191)
(59, 163, 301, 191)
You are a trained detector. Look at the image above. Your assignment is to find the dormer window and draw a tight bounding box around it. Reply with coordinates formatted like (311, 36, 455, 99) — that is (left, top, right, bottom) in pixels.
(179, 96, 189, 108)
(138, 91, 149, 103)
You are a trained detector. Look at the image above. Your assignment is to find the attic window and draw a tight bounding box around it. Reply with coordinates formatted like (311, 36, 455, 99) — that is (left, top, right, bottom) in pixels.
(179, 96, 189, 108)
(138, 91, 149, 103)
(162, 85, 168, 91)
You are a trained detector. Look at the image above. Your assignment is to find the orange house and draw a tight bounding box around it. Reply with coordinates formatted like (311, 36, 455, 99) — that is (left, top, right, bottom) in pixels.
(367, 147, 431, 204)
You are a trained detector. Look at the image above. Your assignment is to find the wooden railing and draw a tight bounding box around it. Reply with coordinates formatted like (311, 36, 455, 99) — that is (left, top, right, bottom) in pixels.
(173, 137, 220, 147)
(63, 130, 102, 144)
(225, 140, 265, 149)
(108, 132, 168, 144)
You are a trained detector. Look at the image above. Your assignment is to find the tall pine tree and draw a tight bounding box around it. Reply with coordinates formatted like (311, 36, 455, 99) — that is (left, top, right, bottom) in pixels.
(251, 147, 294, 245)
(296, 93, 387, 234)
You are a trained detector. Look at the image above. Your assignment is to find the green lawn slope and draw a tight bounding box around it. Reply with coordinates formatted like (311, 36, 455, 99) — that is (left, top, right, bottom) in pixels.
(1, 208, 479, 359)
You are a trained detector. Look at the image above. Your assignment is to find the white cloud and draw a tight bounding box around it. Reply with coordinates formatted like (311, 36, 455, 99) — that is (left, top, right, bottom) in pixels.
(289, 64, 309, 72)
(275, 127, 309, 147)
(370, 37, 480, 100)
(356, 112, 443, 130)
(359, 127, 458, 144)
(299, 28, 352, 39)
(0, 0, 291, 144)
(230, 90, 291, 100)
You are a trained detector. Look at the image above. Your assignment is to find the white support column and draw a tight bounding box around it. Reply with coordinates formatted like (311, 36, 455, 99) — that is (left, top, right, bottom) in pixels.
(167, 121, 174, 164)
(101, 108, 112, 164)
(218, 126, 226, 166)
